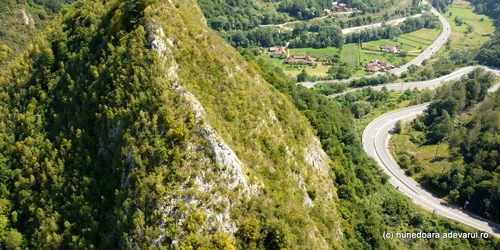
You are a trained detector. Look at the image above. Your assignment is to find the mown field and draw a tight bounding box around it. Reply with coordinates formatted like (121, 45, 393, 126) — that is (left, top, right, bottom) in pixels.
(341, 43, 360, 66)
(289, 47, 339, 59)
(362, 28, 440, 53)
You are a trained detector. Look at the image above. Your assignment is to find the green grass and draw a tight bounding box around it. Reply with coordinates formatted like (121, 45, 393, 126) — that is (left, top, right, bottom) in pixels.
(289, 47, 339, 59)
(341, 28, 442, 68)
(443, 7, 495, 50)
(389, 130, 454, 181)
(359, 48, 414, 67)
(362, 28, 440, 53)
(341, 43, 360, 66)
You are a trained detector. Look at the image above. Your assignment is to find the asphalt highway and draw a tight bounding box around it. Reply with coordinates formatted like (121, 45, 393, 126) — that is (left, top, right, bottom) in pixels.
(342, 14, 422, 34)
(389, 4, 451, 75)
(362, 93, 500, 237)
(331, 66, 500, 97)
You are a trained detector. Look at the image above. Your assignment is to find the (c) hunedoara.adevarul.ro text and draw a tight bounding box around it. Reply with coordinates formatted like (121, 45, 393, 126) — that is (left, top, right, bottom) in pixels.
(383, 231, 489, 240)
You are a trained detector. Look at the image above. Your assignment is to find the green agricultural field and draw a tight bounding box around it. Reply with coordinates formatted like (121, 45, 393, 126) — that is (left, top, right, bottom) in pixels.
(362, 28, 440, 53)
(258, 47, 339, 78)
(289, 47, 339, 59)
(359, 49, 414, 66)
(347, 28, 441, 67)
(341, 43, 360, 66)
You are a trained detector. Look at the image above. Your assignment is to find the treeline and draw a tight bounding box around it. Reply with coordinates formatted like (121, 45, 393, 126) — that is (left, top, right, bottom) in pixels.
(431, 0, 453, 13)
(333, 87, 435, 118)
(313, 74, 398, 95)
(278, 0, 331, 20)
(198, 0, 289, 31)
(406, 68, 500, 221)
(201, 0, 429, 49)
(231, 12, 440, 49)
(337, 4, 426, 29)
(412, 68, 495, 144)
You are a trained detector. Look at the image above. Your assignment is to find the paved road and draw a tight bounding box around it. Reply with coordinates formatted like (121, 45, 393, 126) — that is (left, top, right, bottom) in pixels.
(342, 14, 421, 34)
(363, 88, 500, 236)
(331, 66, 500, 97)
(389, 5, 451, 76)
(299, 1, 451, 88)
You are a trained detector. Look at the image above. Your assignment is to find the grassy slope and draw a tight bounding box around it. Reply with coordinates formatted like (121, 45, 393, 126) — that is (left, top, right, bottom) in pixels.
(437, 1, 495, 56)
(0, 1, 65, 68)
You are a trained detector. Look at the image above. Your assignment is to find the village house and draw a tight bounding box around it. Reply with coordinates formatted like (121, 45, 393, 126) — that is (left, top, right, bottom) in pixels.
(366, 59, 394, 72)
(380, 45, 401, 54)
(332, 2, 347, 11)
(323, 9, 331, 16)
(270, 46, 287, 58)
(285, 55, 317, 65)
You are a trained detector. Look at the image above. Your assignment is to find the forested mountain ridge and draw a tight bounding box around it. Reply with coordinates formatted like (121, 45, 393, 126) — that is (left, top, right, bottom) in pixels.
(0, 0, 345, 248)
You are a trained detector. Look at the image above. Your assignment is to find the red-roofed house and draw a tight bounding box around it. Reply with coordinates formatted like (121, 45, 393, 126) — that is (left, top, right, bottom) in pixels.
(366, 59, 394, 72)
(272, 46, 287, 58)
(285, 55, 317, 65)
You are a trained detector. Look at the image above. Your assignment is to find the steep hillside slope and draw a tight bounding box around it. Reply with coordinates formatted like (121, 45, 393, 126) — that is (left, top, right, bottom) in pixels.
(0, 0, 342, 248)
(0, 0, 73, 67)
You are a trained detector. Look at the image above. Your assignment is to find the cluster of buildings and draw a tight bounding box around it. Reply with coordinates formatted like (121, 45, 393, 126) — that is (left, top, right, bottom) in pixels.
(267, 46, 318, 66)
(366, 59, 394, 72)
(284, 55, 318, 66)
(323, 2, 352, 16)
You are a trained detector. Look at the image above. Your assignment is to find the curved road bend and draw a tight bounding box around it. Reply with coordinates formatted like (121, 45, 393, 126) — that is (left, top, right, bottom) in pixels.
(331, 66, 500, 97)
(299, 1, 451, 88)
(362, 83, 500, 237)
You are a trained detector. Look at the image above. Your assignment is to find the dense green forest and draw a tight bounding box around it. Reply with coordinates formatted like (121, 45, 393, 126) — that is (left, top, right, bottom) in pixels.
(198, 0, 425, 48)
(398, 68, 500, 221)
(0, 0, 499, 248)
(431, 0, 453, 12)
(0, 0, 75, 67)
